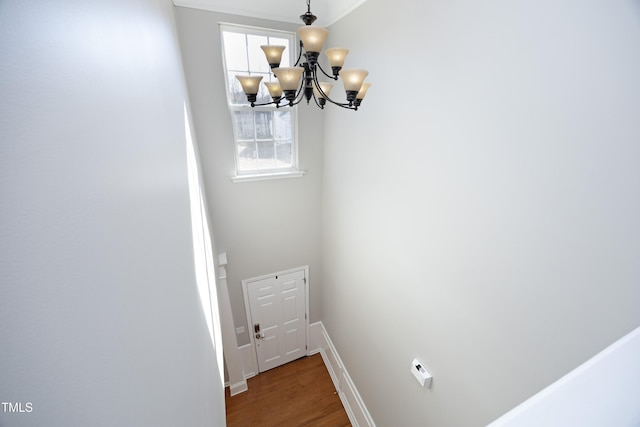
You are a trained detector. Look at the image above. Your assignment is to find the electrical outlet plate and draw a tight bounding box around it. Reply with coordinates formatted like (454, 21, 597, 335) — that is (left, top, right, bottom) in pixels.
(411, 358, 432, 388)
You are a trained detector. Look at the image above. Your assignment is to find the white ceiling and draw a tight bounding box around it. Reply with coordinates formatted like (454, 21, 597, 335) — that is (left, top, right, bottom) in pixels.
(173, 0, 368, 27)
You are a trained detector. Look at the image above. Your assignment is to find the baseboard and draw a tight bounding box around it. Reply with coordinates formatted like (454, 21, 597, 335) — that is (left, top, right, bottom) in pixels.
(239, 343, 258, 380)
(224, 344, 256, 397)
(237, 321, 374, 426)
(308, 321, 376, 427)
(229, 379, 248, 396)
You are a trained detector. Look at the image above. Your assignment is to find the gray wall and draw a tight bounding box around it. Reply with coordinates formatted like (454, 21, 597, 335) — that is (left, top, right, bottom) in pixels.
(0, 1, 225, 426)
(321, 0, 640, 426)
(174, 7, 325, 346)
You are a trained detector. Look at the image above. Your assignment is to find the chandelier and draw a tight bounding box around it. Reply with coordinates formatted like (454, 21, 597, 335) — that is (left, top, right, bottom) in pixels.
(236, 0, 371, 111)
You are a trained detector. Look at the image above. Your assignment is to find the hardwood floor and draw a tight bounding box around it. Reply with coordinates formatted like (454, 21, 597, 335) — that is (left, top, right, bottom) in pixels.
(225, 353, 351, 426)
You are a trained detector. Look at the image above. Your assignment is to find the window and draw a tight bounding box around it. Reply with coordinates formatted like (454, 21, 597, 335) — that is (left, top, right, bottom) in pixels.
(220, 24, 300, 180)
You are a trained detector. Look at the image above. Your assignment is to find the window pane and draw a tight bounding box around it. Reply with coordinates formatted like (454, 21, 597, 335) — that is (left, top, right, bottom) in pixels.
(273, 111, 292, 140)
(256, 141, 276, 170)
(232, 111, 254, 140)
(276, 140, 292, 167)
(237, 140, 257, 172)
(222, 32, 248, 71)
(255, 111, 273, 140)
(247, 35, 270, 73)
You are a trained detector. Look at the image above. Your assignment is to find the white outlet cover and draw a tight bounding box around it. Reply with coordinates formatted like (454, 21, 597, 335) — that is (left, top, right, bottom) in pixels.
(411, 358, 432, 388)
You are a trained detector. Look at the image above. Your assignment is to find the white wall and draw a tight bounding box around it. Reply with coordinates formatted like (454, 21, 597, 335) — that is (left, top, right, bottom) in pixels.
(321, 0, 640, 425)
(174, 7, 325, 346)
(0, 1, 225, 426)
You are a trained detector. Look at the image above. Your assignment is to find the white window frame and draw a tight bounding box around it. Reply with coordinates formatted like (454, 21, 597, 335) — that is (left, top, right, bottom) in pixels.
(219, 23, 304, 182)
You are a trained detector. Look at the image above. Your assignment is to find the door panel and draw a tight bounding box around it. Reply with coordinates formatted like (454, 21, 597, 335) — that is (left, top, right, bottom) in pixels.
(245, 268, 307, 372)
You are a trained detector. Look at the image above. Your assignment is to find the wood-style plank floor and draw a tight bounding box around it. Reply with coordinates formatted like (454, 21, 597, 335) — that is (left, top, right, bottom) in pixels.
(225, 353, 351, 426)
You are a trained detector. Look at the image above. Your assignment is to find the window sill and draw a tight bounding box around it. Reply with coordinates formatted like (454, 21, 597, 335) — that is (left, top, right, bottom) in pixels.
(231, 170, 306, 183)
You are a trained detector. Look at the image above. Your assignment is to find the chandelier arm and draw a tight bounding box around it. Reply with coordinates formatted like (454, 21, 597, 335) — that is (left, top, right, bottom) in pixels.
(284, 72, 307, 106)
(333, 102, 358, 111)
(311, 71, 331, 100)
(293, 40, 305, 67)
(320, 94, 357, 109)
(316, 95, 357, 110)
(311, 70, 356, 109)
(249, 100, 281, 107)
(315, 62, 338, 80)
(310, 91, 325, 109)
(323, 96, 356, 108)
(291, 97, 306, 107)
(287, 85, 307, 107)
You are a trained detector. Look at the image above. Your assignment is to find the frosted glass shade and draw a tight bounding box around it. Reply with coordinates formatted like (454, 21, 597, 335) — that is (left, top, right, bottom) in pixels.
(339, 68, 369, 91)
(324, 48, 349, 68)
(235, 75, 263, 94)
(297, 26, 329, 53)
(273, 67, 304, 91)
(260, 45, 286, 66)
(356, 82, 372, 100)
(313, 82, 334, 99)
(264, 81, 283, 98)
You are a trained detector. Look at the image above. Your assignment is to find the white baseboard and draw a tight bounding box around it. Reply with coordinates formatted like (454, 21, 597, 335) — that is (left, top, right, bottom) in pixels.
(235, 321, 375, 426)
(224, 344, 256, 397)
(229, 379, 248, 396)
(308, 321, 376, 427)
(239, 343, 258, 380)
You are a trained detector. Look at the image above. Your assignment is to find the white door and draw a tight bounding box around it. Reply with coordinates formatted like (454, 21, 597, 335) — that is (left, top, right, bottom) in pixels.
(243, 268, 308, 372)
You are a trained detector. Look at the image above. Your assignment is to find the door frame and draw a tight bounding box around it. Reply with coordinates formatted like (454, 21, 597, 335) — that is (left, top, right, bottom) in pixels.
(241, 266, 310, 373)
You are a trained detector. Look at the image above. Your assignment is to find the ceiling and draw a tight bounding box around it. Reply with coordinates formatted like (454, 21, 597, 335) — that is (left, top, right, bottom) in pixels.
(173, 0, 368, 27)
